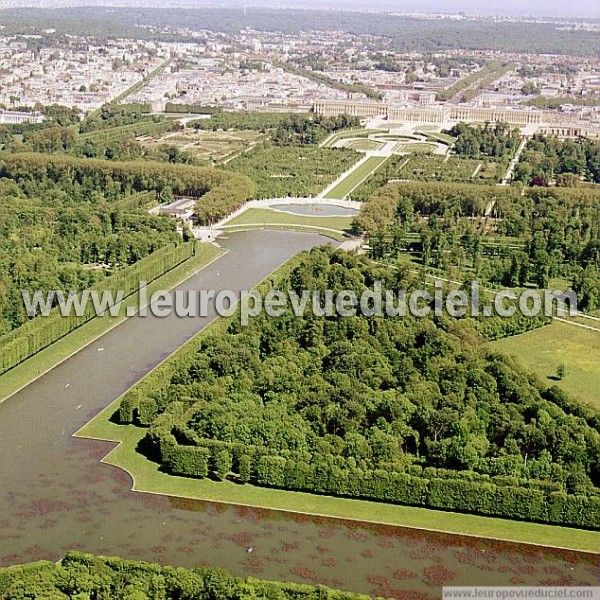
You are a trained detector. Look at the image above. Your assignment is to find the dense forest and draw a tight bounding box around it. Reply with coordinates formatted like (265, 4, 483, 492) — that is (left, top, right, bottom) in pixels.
(0, 152, 256, 226)
(0, 104, 193, 164)
(0, 152, 255, 337)
(118, 248, 600, 528)
(514, 135, 600, 185)
(356, 181, 600, 302)
(1, 8, 599, 55)
(446, 123, 521, 161)
(0, 552, 365, 599)
(0, 186, 178, 336)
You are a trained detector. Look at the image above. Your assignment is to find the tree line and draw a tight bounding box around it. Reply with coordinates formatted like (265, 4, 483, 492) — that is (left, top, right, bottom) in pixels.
(117, 247, 600, 528)
(189, 111, 360, 147)
(0, 152, 256, 224)
(0, 151, 255, 365)
(446, 122, 521, 161)
(514, 134, 600, 185)
(0, 551, 366, 600)
(0, 242, 195, 376)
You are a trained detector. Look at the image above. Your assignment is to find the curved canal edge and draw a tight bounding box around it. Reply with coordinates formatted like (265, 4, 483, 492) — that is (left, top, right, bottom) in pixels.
(75, 249, 600, 557)
(75, 398, 600, 557)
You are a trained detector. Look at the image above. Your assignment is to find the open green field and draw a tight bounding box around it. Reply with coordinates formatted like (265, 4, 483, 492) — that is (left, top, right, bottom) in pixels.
(76, 349, 599, 554)
(394, 142, 438, 154)
(220, 207, 352, 240)
(0, 244, 225, 403)
(492, 321, 600, 409)
(324, 155, 389, 199)
(321, 128, 385, 148)
(426, 132, 457, 145)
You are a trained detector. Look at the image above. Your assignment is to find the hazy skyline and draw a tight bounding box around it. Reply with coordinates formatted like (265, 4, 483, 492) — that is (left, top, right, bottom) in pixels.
(2, 0, 600, 19)
(237, 0, 600, 19)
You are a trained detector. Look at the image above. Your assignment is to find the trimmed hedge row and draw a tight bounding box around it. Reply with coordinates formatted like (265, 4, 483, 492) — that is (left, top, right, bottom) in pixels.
(138, 423, 600, 529)
(0, 242, 195, 375)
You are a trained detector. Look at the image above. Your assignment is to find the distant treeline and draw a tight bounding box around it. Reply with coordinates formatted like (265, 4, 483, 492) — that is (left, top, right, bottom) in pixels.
(436, 61, 514, 102)
(522, 97, 599, 110)
(1, 8, 599, 55)
(274, 61, 383, 100)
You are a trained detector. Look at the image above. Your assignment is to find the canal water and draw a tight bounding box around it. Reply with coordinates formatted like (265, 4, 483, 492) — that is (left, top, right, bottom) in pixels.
(0, 230, 596, 598)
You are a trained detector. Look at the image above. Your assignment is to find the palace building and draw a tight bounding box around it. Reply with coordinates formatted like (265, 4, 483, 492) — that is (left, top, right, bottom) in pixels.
(313, 99, 583, 132)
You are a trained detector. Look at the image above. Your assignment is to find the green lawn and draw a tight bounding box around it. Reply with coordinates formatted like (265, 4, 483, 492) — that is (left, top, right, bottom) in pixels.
(396, 142, 438, 154)
(324, 155, 388, 199)
(492, 321, 600, 409)
(344, 139, 384, 152)
(77, 393, 599, 553)
(426, 132, 457, 145)
(220, 207, 353, 240)
(0, 244, 226, 403)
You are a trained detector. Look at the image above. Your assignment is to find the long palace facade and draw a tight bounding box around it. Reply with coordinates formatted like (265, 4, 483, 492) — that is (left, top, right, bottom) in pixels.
(313, 99, 583, 133)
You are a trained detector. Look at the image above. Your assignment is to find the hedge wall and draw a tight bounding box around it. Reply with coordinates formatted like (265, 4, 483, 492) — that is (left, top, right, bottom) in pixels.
(0, 242, 195, 375)
(142, 426, 600, 529)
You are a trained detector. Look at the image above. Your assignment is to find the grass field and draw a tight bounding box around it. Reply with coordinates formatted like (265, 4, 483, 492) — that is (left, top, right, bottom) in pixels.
(492, 321, 600, 409)
(0, 244, 225, 403)
(394, 142, 438, 154)
(426, 132, 457, 145)
(321, 128, 384, 148)
(76, 368, 599, 554)
(324, 155, 389, 199)
(220, 208, 353, 240)
(344, 139, 384, 152)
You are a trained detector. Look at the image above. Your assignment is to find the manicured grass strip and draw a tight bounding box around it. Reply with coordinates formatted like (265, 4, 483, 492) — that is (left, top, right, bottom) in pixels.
(324, 155, 388, 199)
(77, 402, 599, 554)
(491, 321, 600, 409)
(344, 139, 384, 152)
(221, 208, 353, 236)
(0, 244, 225, 403)
(222, 224, 347, 242)
(397, 142, 438, 153)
